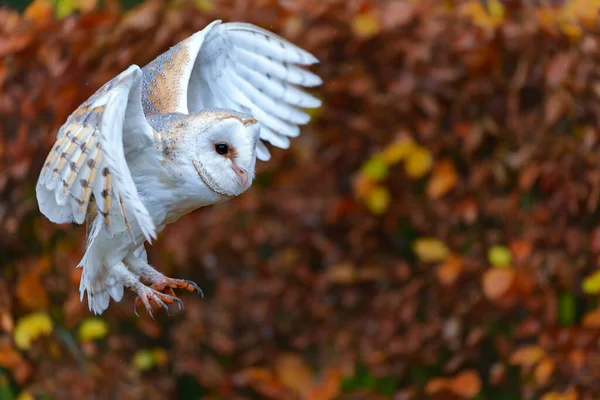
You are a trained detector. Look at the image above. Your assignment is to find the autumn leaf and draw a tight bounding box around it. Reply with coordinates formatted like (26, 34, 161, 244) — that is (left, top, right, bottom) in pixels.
(13, 313, 53, 350)
(365, 185, 391, 215)
(351, 12, 379, 39)
(360, 155, 389, 182)
(534, 357, 555, 386)
(405, 146, 433, 179)
(435, 254, 464, 286)
(382, 138, 415, 164)
(460, 0, 505, 30)
(427, 159, 458, 199)
(487, 245, 512, 268)
(275, 353, 313, 397)
(426, 370, 482, 398)
(132, 349, 155, 371)
(17, 269, 49, 311)
(510, 345, 545, 368)
(482, 268, 515, 300)
(413, 238, 449, 263)
(78, 318, 108, 342)
(541, 386, 579, 400)
(582, 270, 600, 294)
(582, 308, 600, 328)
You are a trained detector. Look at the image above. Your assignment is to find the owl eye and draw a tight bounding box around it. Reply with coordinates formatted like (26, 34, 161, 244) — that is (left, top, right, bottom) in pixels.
(215, 143, 229, 155)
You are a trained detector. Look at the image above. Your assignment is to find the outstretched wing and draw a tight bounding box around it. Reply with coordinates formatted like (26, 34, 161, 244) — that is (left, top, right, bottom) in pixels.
(36, 65, 157, 242)
(141, 20, 322, 161)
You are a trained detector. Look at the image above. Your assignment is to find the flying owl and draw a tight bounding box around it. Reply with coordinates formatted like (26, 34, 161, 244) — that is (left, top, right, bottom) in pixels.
(35, 20, 322, 316)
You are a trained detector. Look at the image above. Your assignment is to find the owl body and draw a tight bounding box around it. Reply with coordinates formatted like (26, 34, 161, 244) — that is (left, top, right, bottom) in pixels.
(36, 20, 321, 315)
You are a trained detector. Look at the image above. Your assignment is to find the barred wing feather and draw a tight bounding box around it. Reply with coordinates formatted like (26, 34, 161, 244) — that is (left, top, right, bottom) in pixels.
(36, 65, 157, 242)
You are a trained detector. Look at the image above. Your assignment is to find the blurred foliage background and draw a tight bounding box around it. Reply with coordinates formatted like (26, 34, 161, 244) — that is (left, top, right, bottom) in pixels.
(2, 0, 600, 398)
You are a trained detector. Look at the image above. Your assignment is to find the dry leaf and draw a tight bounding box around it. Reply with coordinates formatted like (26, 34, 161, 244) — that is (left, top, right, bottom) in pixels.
(427, 159, 458, 199)
(275, 353, 313, 397)
(510, 345, 545, 368)
(413, 238, 449, 263)
(436, 255, 464, 286)
(482, 269, 515, 300)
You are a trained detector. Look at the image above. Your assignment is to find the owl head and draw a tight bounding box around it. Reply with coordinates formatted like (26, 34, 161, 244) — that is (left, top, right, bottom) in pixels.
(156, 109, 260, 199)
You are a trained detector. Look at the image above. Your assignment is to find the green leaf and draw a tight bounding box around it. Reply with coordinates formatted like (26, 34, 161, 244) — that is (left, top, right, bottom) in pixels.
(558, 292, 576, 326)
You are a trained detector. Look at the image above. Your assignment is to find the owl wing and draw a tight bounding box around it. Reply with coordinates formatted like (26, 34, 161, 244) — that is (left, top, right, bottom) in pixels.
(36, 65, 157, 242)
(141, 20, 322, 161)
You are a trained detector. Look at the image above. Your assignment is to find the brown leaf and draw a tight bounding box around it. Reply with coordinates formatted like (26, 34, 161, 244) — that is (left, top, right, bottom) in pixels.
(546, 53, 574, 88)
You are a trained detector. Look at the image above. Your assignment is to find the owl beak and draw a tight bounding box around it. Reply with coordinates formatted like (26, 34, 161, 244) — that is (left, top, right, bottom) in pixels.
(233, 165, 248, 188)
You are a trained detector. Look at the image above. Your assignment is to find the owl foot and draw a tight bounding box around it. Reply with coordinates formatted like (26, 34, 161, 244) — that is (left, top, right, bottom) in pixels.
(133, 284, 184, 320)
(134, 277, 203, 314)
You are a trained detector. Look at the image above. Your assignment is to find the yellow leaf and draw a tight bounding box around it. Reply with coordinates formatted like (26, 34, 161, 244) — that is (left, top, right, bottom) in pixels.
(360, 155, 389, 181)
(427, 159, 458, 199)
(405, 146, 433, 179)
(488, 245, 512, 268)
(132, 349, 155, 371)
(351, 12, 380, 39)
(194, 0, 214, 12)
(382, 139, 415, 164)
(510, 345, 545, 368)
(13, 312, 53, 350)
(413, 238, 449, 263)
(16, 392, 34, 400)
(461, 0, 505, 30)
(78, 317, 108, 342)
(365, 185, 391, 215)
(583, 270, 600, 294)
(541, 386, 578, 400)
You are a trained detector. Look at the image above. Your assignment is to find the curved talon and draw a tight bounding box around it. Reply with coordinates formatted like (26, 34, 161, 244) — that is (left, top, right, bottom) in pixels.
(152, 295, 170, 316)
(184, 280, 204, 298)
(161, 293, 184, 311)
(134, 298, 140, 317)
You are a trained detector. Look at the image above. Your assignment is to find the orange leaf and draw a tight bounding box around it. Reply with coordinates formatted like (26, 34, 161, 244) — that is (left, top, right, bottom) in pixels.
(482, 268, 515, 300)
(0, 341, 25, 370)
(305, 367, 342, 400)
(582, 308, 600, 328)
(426, 370, 482, 398)
(427, 159, 458, 199)
(435, 255, 464, 286)
(510, 345, 545, 368)
(275, 353, 313, 397)
(16, 270, 49, 311)
(534, 357, 555, 386)
(509, 239, 532, 265)
(541, 386, 579, 400)
(448, 370, 482, 398)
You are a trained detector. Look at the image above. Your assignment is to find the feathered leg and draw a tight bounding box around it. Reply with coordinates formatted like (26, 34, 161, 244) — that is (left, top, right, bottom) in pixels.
(125, 246, 202, 312)
(111, 261, 183, 319)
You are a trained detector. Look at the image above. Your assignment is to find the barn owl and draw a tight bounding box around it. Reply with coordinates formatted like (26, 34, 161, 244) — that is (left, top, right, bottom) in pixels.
(35, 20, 322, 316)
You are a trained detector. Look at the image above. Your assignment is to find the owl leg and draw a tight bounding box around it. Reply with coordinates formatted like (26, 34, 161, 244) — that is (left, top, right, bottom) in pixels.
(125, 247, 203, 311)
(111, 261, 182, 319)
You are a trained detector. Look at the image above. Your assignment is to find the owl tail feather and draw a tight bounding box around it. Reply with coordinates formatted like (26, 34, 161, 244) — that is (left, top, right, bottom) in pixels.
(78, 216, 125, 315)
